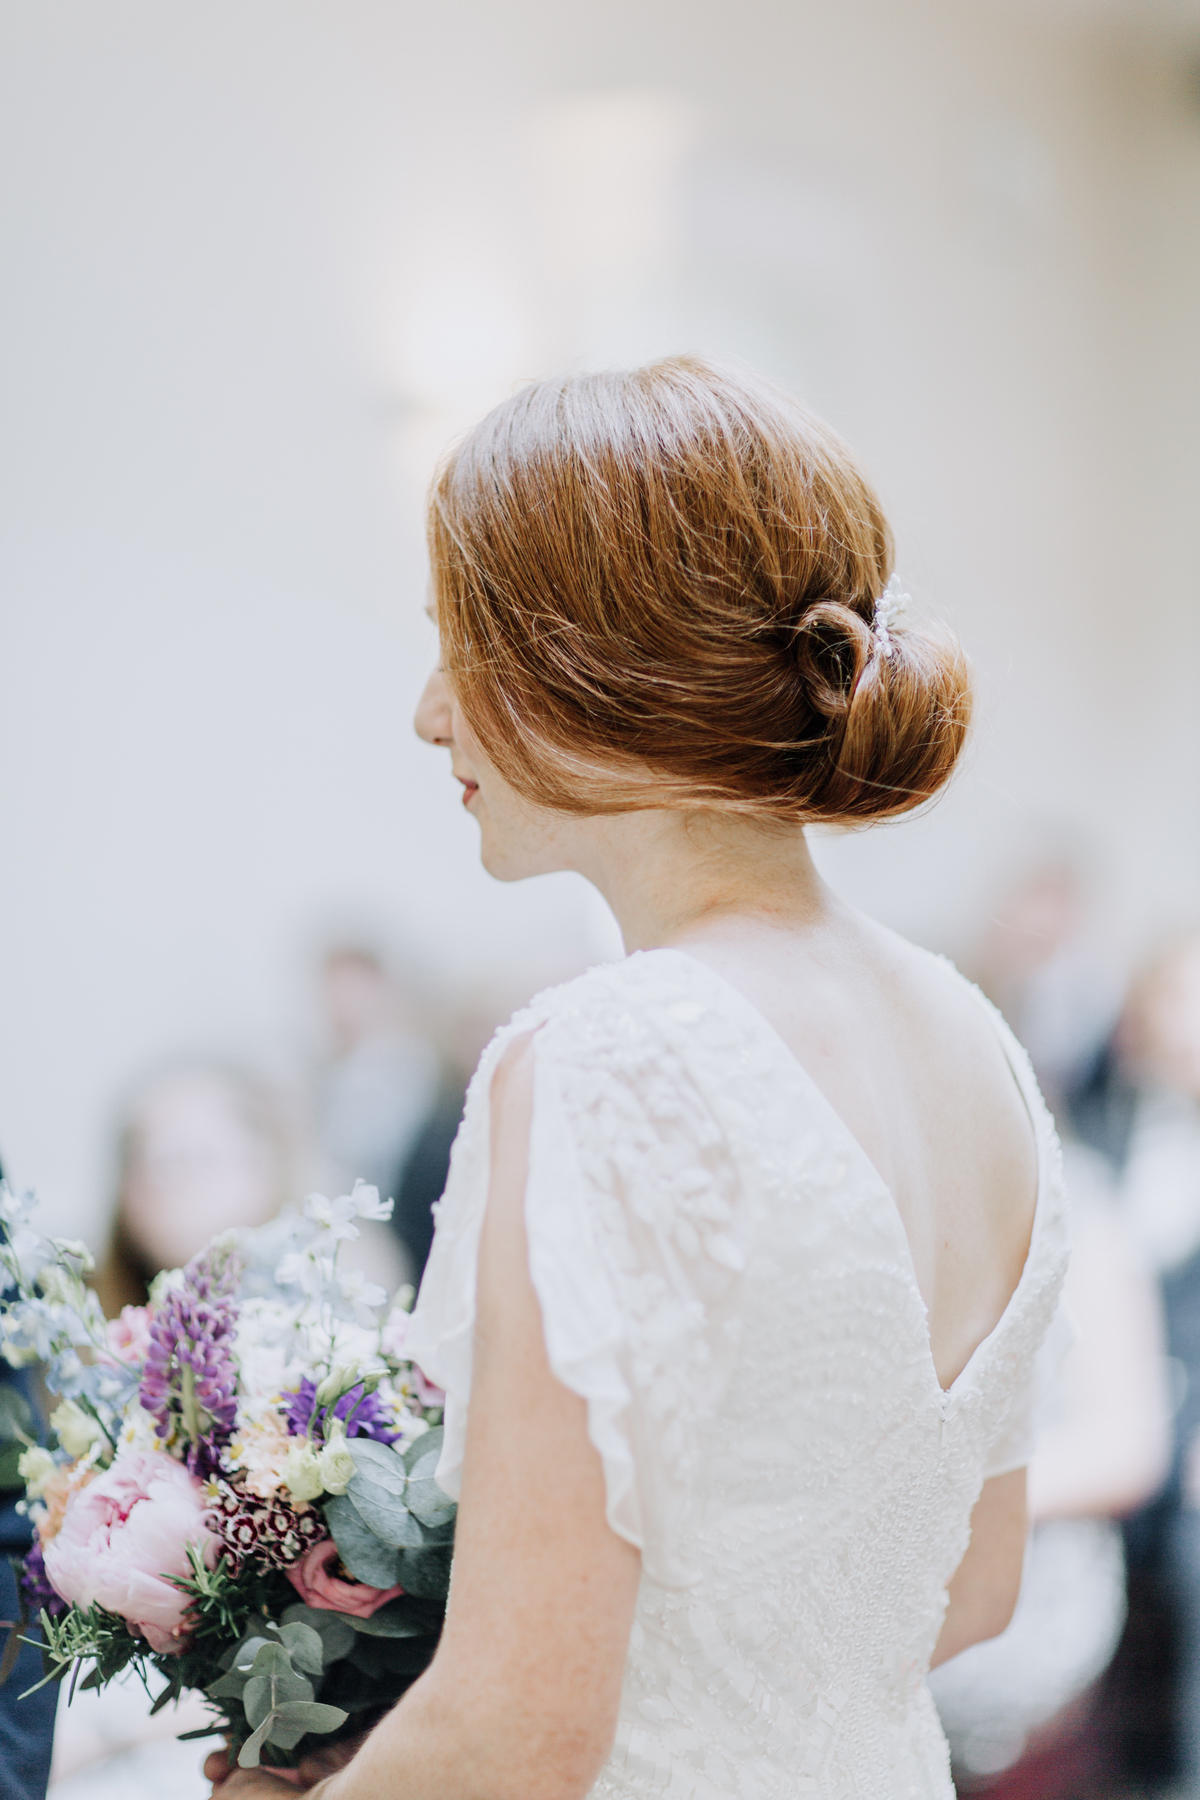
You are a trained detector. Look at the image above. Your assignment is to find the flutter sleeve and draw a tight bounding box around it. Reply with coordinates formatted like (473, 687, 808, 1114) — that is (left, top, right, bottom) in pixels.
(965, 992, 1075, 1482)
(981, 1294, 1076, 1479)
(405, 974, 747, 1589)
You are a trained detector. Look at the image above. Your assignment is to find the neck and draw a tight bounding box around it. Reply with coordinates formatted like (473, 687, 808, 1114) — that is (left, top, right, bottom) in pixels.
(571, 809, 833, 953)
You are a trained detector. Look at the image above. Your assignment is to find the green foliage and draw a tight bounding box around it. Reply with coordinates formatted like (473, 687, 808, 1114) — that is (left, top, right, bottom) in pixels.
(25, 1603, 140, 1700)
(206, 1616, 351, 1766)
(326, 1427, 456, 1599)
(336, 1595, 442, 1639)
(280, 1602, 356, 1662)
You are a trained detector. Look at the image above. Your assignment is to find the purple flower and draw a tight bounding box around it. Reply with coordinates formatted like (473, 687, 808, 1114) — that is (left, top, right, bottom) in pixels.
(282, 1377, 399, 1446)
(139, 1245, 240, 1472)
(20, 1541, 66, 1619)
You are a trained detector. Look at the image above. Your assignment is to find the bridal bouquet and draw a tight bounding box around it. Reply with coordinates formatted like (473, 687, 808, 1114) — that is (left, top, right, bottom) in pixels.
(0, 1178, 454, 1771)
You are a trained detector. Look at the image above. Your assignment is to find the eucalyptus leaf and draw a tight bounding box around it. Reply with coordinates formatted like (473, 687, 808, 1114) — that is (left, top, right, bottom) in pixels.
(348, 1477, 426, 1548)
(221, 1634, 271, 1674)
(264, 1715, 311, 1751)
(272, 1699, 348, 1736)
(347, 1438, 408, 1493)
(404, 1475, 457, 1528)
(243, 1650, 313, 1729)
(277, 1621, 324, 1677)
(336, 1600, 430, 1639)
(326, 1493, 404, 1588)
(206, 1668, 251, 1703)
(217, 1632, 261, 1674)
(418, 1515, 456, 1546)
(394, 1544, 453, 1601)
(248, 1642, 302, 1684)
(237, 1715, 274, 1769)
(403, 1425, 444, 1474)
(280, 1604, 357, 1664)
(242, 1674, 274, 1733)
(405, 1446, 441, 1485)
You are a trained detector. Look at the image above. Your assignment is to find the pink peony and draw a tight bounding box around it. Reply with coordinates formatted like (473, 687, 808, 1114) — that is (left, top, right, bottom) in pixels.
(285, 1537, 403, 1618)
(104, 1306, 154, 1367)
(42, 1449, 219, 1654)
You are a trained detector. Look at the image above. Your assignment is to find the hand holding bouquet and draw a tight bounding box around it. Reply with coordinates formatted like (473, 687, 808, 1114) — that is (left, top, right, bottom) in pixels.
(0, 1178, 454, 1772)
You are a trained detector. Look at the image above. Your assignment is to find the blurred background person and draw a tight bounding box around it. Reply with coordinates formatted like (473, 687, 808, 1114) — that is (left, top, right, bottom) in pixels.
(314, 943, 462, 1287)
(967, 850, 1125, 1124)
(316, 945, 438, 1200)
(1092, 933, 1200, 1796)
(929, 1145, 1171, 1797)
(93, 1062, 292, 1313)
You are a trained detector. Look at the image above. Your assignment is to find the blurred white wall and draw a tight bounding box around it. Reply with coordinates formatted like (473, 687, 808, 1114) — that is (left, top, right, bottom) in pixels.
(1, 0, 1198, 1240)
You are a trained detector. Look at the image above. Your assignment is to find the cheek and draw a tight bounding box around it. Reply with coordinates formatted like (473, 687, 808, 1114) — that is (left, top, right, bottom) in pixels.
(451, 703, 487, 768)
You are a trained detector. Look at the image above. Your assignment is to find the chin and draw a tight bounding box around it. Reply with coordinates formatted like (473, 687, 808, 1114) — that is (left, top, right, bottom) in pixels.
(477, 835, 534, 883)
(477, 826, 562, 884)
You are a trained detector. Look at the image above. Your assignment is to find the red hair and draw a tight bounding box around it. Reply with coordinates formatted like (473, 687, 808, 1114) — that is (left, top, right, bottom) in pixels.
(429, 355, 971, 825)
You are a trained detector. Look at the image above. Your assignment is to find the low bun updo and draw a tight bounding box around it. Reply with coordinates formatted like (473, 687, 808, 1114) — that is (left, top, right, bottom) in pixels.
(428, 355, 971, 825)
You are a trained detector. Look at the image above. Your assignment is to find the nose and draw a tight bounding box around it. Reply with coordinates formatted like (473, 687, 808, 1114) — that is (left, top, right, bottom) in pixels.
(415, 665, 454, 746)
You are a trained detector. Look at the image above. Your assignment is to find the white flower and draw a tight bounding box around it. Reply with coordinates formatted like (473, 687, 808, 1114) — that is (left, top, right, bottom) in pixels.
(0, 1320, 39, 1368)
(51, 1238, 95, 1275)
(38, 1265, 84, 1309)
(50, 1399, 104, 1460)
(337, 1268, 386, 1310)
(314, 1363, 360, 1408)
(0, 1182, 35, 1230)
(7, 1227, 52, 1287)
(302, 1192, 361, 1240)
(349, 1181, 394, 1224)
(335, 1267, 388, 1327)
(18, 1446, 57, 1499)
(119, 1406, 162, 1456)
(318, 1423, 356, 1496)
(282, 1438, 324, 1504)
(274, 1250, 327, 1296)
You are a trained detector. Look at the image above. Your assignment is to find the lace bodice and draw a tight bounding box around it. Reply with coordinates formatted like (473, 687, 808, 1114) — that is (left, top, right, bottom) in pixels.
(407, 948, 1069, 1799)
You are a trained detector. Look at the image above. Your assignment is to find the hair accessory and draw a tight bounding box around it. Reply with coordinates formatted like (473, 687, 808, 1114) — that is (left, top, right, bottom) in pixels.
(872, 574, 910, 656)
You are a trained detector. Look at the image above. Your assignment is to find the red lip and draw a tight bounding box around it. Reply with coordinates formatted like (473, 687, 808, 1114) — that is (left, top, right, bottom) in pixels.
(457, 777, 479, 809)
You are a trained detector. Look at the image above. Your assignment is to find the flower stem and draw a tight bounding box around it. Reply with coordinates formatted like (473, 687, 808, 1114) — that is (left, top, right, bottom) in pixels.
(180, 1362, 202, 1444)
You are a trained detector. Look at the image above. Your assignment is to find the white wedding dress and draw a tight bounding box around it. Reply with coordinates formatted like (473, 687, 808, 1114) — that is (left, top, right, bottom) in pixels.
(406, 948, 1069, 1799)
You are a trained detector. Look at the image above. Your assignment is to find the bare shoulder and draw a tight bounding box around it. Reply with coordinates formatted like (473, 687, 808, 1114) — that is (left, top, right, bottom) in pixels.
(864, 920, 1030, 1098)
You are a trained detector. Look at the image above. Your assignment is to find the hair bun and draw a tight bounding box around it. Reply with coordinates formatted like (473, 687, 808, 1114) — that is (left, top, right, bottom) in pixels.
(430, 354, 973, 826)
(789, 599, 972, 823)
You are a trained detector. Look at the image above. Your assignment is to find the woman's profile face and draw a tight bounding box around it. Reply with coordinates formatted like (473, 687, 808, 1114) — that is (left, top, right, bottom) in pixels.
(414, 663, 576, 882)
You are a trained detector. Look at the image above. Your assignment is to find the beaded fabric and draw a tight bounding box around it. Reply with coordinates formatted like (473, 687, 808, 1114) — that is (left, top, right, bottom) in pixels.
(407, 948, 1069, 1800)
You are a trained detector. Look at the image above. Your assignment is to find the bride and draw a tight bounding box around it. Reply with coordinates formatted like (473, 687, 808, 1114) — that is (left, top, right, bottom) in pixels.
(210, 355, 1067, 1798)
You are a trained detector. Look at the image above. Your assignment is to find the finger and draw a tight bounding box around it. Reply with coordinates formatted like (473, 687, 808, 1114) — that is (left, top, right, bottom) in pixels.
(295, 1735, 366, 1783)
(220, 1771, 304, 1794)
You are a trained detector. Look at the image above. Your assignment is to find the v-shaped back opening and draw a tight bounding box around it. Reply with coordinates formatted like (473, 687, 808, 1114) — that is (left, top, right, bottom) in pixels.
(654, 946, 1049, 1400)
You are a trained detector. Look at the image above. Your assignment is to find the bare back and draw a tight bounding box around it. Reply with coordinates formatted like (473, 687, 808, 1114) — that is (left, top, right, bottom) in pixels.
(676, 906, 1039, 1390)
